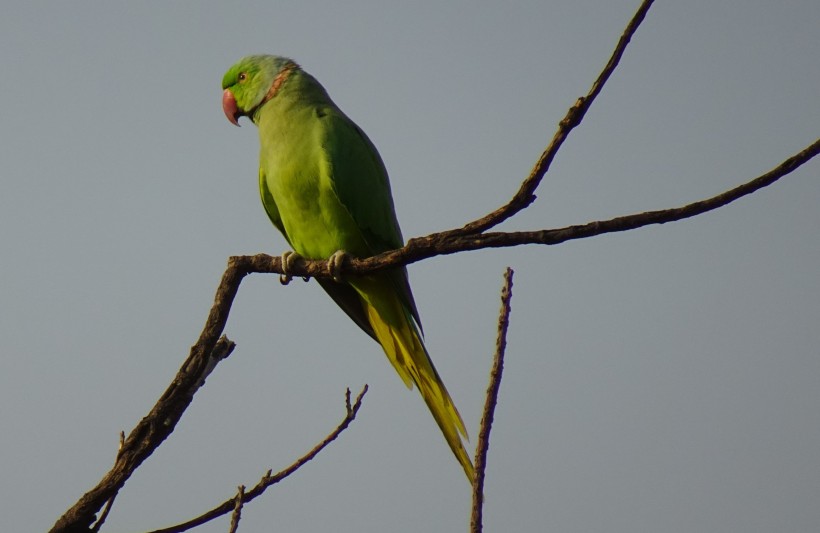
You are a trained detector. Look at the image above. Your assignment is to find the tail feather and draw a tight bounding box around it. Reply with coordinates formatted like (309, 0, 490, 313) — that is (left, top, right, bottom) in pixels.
(363, 296, 474, 482)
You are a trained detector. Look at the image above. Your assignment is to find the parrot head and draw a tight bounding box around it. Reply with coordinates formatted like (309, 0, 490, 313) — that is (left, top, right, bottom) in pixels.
(221, 55, 298, 126)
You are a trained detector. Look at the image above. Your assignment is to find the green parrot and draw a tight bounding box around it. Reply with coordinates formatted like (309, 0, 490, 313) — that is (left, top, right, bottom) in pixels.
(221, 55, 473, 481)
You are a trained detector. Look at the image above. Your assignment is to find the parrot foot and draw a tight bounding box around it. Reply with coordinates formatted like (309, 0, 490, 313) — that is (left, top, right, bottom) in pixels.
(279, 250, 301, 285)
(328, 250, 348, 283)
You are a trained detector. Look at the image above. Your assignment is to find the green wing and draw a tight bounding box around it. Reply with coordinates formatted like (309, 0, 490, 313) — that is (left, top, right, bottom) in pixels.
(320, 110, 423, 331)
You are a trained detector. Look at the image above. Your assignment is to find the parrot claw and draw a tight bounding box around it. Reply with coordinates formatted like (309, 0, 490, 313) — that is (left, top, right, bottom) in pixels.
(328, 250, 348, 283)
(279, 250, 300, 285)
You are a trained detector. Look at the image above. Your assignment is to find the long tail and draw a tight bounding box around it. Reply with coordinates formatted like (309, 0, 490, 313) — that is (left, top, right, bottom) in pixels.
(355, 278, 474, 482)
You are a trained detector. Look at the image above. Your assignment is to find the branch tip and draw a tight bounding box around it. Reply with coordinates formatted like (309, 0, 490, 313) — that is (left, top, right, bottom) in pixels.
(471, 267, 514, 532)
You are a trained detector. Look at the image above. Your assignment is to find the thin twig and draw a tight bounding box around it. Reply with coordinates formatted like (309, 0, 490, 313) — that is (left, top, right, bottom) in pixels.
(471, 268, 514, 533)
(89, 431, 126, 533)
(147, 386, 368, 533)
(227, 486, 245, 533)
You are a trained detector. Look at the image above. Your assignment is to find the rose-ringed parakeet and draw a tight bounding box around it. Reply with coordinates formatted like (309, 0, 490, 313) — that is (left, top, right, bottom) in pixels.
(221, 55, 473, 481)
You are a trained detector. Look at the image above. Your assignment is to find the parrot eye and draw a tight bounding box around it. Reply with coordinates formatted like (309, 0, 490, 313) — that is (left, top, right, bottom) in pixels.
(238, 72, 248, 82)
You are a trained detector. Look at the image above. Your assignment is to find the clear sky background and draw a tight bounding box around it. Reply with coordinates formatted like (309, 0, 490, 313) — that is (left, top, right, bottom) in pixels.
(1, 1, 818, 532)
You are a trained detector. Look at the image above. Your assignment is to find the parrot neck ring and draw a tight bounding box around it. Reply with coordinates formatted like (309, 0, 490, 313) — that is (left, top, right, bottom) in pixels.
(249, 60, 299, 117)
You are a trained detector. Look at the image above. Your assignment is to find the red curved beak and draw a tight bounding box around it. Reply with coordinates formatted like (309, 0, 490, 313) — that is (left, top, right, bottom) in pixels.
(222, 89, 240, 126)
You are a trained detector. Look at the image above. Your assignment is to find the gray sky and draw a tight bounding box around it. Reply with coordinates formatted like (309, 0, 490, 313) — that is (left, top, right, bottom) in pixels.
(2, 1, 818, 532)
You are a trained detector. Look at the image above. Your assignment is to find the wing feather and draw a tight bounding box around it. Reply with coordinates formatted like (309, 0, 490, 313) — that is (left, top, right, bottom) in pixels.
(319, 111, 423, 330)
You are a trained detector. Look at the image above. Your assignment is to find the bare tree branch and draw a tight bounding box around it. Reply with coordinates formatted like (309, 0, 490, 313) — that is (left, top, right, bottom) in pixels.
(452, 0, 656, 235)
(471, 268, 514, 533)
(146, 386, 368, 533)
(50, 336, 237, 533)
